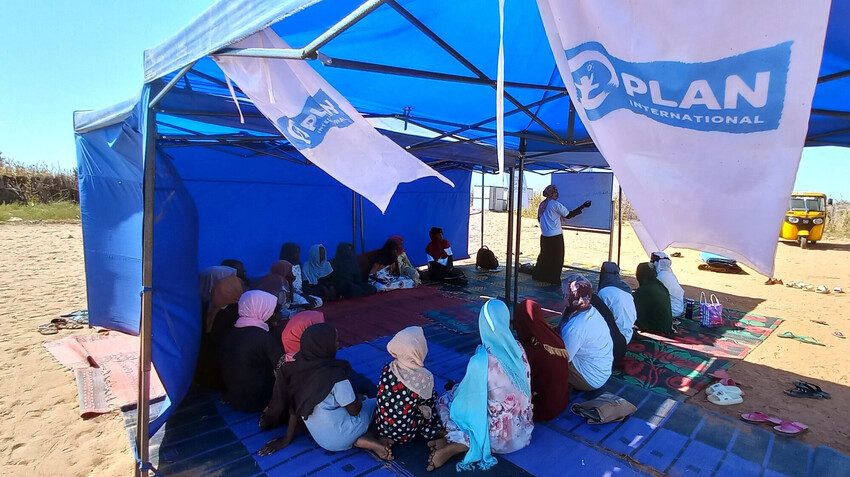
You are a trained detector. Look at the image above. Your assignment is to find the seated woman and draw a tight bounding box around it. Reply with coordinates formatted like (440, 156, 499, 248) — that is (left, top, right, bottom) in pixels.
(368, 239, 416, 292)
(280, 242, 324, 308)
(258, 323, 392, 460)
(651, 252, 685, 317)
(634, 263, 675, 336)
(425, 227, 466, 282)
(330, 243, 377, 298)
(260, 310, 326, 430)
(596, 262, 637, 344)
(199, 265, 237, 308)
(220, 259, 248, 285)
(196, 275, 245, 389)
(514, 299, 570, 421)
(256, 260, 320, 318)
(388, 235, 421, 285)
(219, 290, 284, 412)
(559, 275, 613, 391)
(429, 299, 533, 471)
(374, 326, 443, 447)
(302, 244, 338, 302)
(590, 293, 627, 362)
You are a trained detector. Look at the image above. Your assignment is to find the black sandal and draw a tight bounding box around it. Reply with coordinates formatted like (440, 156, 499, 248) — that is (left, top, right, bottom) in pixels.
(786, 381, 831, 399)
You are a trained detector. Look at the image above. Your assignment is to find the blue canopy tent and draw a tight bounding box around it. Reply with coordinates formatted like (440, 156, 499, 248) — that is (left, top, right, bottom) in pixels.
(73, 0, 848, 473)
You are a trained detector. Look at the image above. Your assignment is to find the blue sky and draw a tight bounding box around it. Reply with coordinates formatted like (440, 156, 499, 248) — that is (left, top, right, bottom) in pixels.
(1, 1, 847, 200)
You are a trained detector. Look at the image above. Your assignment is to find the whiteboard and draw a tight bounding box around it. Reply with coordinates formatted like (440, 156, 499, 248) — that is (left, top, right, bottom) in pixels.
(550, 172, 614, 231)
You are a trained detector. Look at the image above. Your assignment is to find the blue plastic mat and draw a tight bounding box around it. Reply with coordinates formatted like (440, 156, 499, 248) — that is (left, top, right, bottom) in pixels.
(125, 325, 850, 476)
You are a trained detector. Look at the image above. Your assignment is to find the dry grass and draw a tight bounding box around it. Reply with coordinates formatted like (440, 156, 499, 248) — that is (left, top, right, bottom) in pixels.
(0, 153, 78, 204)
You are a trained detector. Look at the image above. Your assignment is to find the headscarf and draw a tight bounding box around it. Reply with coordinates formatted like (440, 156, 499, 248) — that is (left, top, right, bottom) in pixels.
(388, 235, 405, 254)
(280, 242, 301, 265)
(253, 260, 294, 304)
(199, 266, 237, 303)
(513, 299, 569, 421)
(537, 185, 556, 220)
(450, 299, 530, 471)
(281, 311, 325, 362)
(378, 239, 400, 266)
(561, 274, 593, 320)
(331, 242, 361, 282)
(234, 290, 277, 332)
(597, 261, 631, 293)
(283, 323, 352, 418)
(387, 326, 434, 399)
(302, 244, 334, 285)
(651, 252, 685, 298)
(220, 259, 247, 283)
(634, 262, 674, 335)
(426, 227, 451, 262)
(205, 275, 245, 333)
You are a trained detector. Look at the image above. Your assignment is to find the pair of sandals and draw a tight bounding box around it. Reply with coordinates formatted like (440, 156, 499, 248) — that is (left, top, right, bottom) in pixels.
(37, 317, 85, 335)
(706, 383, 744, 405)
(741, 412, 808, 435)
(786, 381, 831, 399)
(764, 278, 784, 285)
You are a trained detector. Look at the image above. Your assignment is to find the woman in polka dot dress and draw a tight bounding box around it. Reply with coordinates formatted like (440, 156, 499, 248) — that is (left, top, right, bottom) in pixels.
(373, 327, 444, 445)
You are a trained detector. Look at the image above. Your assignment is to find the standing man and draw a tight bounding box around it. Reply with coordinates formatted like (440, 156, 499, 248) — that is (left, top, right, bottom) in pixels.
(532, 185, 591, 284)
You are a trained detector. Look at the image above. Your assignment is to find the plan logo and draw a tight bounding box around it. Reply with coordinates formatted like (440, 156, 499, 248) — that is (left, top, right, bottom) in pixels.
(565, 41, 792, 133)
(278, 90, 353, 149)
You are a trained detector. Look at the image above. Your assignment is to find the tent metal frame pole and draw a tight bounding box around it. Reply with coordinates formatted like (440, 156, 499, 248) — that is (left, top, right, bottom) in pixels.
(319, 56, 567, 92)
(607, 196, 615, 262)
(135, 102, 157, 477)
(352, 191, 358, 249)
(385, 0, 566, 145)
(359, 195, 366, 254)
(617, 186, 623, 265)
(217, 0, 386, 60)
(480, 172, 485, 249)
(504, 166, 515, 302)
(407, 92, 568, 149)
(512, 140, 526, 310)
(136, 64, 195, 477)
(817, 69, 850, 83)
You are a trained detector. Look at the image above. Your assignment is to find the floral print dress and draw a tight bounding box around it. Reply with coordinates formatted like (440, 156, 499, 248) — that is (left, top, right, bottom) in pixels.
(436, 350, 534, 454)
(373, 363, 444, 444)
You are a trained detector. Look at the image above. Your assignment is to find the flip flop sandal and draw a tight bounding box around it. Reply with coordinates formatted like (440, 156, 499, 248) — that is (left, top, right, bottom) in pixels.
(708, 389, 743, 406)
(815, 285, 830, 294)
(706, 383, 743, 397)
(37, 323, 59, 335)
(773, 421, 809, 435)
(794, 381, 831, 399)
(810, 320, 829, 326)
(741, 412, 782, 424)
(834, 287, 844, 294)
(785, 387, 830, 399)
(834, 331, 846, 339)
(778, 331, 826, 346)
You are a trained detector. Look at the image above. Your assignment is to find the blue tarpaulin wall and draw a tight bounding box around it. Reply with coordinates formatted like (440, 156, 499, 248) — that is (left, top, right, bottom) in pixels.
(76, 107, 471, 434)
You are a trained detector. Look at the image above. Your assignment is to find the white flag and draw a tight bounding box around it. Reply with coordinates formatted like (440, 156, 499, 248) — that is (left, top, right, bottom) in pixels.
(214, 29, 453, 213)
(536, 0, 831, 275)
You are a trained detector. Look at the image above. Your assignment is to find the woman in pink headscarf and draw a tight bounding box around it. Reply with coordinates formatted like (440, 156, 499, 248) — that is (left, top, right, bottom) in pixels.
(282, 311, 326, 362)
(219, 290, 284, 412)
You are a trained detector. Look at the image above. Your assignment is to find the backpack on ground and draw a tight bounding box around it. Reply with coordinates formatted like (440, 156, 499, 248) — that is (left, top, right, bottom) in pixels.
(475, 246, 499, 270)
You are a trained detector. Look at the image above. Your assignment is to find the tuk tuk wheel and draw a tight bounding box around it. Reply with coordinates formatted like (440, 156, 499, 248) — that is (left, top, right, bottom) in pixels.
(800, 237, 808, 249)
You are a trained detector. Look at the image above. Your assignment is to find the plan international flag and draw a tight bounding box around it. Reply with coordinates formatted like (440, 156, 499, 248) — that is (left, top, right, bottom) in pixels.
(214, 29, 453, 213)
(536, 1, 831, 275)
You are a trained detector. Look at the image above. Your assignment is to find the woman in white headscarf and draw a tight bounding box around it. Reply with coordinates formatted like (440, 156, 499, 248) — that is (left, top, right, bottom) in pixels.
(532, 185, 591, 284)
(373, 326, 443, 447)
(651, 252, 685, 317)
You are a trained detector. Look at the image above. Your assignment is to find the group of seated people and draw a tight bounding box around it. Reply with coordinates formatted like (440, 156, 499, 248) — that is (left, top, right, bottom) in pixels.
(194, 245, 685, 471)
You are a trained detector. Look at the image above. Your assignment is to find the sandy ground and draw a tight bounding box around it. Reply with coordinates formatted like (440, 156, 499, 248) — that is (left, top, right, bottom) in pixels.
(0, 215, 847, 475)
(0, 223, 132, 476)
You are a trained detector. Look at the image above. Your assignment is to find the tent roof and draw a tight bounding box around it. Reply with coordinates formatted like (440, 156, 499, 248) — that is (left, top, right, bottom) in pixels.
(75, 0, 850, 163)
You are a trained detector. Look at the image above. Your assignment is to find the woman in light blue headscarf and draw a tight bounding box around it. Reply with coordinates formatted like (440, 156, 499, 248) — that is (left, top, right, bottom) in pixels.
(428, 299, 533, 471)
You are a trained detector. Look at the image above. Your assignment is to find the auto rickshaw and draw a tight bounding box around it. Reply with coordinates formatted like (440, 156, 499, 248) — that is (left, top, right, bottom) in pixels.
(780, 192, 832, 248)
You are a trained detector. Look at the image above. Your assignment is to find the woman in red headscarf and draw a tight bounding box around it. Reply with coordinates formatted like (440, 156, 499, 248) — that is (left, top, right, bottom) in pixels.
(513, 299, 570, 421)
